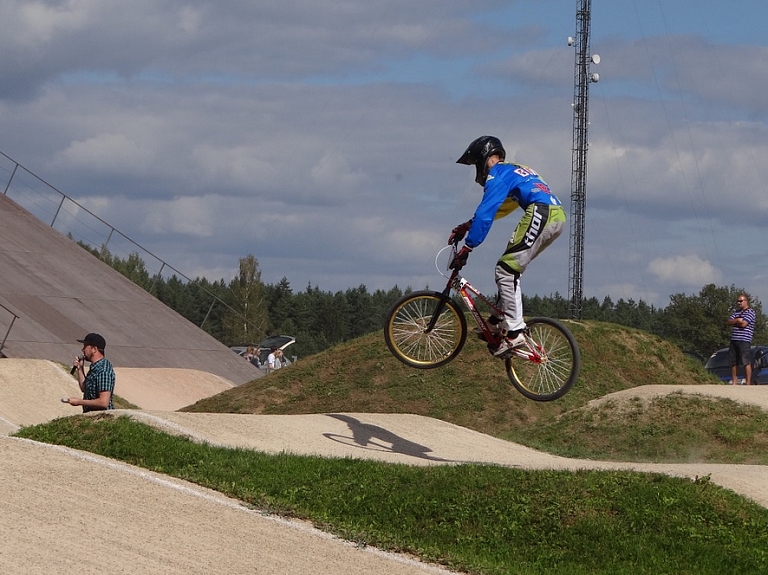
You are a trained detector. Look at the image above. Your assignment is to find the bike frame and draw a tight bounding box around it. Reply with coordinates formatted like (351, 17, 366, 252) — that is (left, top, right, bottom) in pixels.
(431, 246, 545, 364)
(446, 273, 502, 346)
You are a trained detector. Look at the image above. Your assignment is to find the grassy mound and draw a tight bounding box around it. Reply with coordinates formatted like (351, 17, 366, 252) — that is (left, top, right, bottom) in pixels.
(183, 320, 715, 438)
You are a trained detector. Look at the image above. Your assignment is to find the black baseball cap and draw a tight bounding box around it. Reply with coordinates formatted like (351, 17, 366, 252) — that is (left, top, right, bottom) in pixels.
(77, 333, 106, 350)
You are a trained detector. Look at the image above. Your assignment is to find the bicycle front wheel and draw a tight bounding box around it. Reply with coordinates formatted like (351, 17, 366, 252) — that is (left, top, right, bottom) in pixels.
(506, 317, 580, 401)
(384, 291, 467, 369)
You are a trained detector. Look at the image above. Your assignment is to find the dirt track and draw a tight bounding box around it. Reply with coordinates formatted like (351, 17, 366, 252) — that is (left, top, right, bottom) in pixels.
(3, 359, 768, 574)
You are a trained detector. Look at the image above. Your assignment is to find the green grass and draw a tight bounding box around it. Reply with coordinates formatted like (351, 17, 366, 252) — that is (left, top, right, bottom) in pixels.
(182, 320, 716, 437)
(15, 320, 768, 574)
(512, 392, 768, 464)
(16, 414, 768, 575)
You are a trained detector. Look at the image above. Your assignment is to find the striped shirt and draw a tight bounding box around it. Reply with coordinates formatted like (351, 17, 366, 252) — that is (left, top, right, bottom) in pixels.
(729, 308, 756, 343)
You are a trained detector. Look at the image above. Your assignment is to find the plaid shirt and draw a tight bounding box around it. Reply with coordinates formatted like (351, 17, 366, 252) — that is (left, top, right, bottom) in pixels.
(82, 357, 115, 412)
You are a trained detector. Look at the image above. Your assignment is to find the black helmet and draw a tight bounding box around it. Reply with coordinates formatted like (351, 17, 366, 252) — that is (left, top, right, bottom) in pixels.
(456, 136, 506, 185)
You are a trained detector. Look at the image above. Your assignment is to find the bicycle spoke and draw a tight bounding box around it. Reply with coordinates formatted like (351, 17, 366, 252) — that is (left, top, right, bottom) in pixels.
(506, 318, 579, 401)
(385, 292, 467, 368)
(393, 310, 455, 362)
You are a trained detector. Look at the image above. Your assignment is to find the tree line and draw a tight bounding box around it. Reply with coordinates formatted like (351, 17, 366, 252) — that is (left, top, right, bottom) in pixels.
(82, 243, 766, 362)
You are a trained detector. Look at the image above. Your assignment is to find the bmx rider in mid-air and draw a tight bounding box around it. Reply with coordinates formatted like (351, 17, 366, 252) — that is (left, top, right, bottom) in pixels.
(448, 135, 566, 358)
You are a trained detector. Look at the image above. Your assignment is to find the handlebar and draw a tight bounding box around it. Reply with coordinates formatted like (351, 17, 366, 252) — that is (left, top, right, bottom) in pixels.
(436, 244, 459, 278)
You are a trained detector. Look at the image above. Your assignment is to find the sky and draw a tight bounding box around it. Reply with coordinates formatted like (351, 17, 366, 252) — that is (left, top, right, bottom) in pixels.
(1, 0, 767, 311)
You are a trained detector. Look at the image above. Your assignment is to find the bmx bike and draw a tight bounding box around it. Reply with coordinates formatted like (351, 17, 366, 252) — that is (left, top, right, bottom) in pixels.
(383, 244, 580, 402)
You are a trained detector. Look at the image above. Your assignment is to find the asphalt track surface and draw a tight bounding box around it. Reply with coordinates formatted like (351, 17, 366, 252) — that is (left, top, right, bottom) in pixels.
(3, 359, 768, 574)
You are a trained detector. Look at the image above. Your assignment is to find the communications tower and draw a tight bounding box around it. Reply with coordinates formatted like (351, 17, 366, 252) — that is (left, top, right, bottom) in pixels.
(568, 0, 599, 318)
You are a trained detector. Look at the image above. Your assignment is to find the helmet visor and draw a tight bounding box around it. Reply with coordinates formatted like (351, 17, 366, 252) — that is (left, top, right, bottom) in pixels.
(456, 149, 474, 165)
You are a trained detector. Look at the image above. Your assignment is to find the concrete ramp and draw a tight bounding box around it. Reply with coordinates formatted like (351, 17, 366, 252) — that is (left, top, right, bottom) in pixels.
(0, 193, 260, 385)
(0, 359, 234, 433)
(0, 359, 81, 434)
(113, 367, 234, 411)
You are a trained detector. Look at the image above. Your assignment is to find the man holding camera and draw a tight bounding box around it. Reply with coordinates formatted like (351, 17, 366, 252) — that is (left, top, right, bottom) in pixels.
(64, 333, 115, 411)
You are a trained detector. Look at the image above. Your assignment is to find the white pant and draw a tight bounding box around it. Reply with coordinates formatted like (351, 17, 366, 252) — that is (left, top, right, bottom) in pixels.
(494, 203, 565, 333)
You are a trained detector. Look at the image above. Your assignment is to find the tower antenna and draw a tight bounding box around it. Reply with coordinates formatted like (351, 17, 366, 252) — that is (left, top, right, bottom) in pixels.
(568, 0, 599, 318)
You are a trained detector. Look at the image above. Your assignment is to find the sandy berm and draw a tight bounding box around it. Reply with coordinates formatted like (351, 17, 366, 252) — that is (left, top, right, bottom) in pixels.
(2, 359, 768, 574)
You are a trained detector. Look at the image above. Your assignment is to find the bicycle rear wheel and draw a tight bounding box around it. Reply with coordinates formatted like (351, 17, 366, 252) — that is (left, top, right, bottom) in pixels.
(384, 290, 467, 369)
(505, 317, 579, 401)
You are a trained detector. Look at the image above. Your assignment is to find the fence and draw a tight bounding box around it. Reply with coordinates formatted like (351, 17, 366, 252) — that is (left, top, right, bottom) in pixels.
(0, 301, 19, 356)
(0, 149, 263, 343)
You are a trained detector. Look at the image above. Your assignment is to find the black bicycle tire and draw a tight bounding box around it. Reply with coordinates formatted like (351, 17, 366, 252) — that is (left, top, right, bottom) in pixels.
(505, 317, 580, 401)
(384, 290, 467, 369)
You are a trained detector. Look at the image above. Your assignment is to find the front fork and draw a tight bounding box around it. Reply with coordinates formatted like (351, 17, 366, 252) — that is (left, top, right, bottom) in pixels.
(422, 274, 467, 334)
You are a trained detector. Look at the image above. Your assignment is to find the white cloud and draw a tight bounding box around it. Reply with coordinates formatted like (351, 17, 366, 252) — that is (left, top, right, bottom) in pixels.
(177, 6, 202, 35)
(2, 0, 92, 47)
(599, 283, 661, 305)
(141, 196, 217, 238)
(648, 255, 721, 286)
(310, 152, 370, 191)
(56, 133, 153, 172)
(191, 144, 282, 191)
(1, 0, 767, 310)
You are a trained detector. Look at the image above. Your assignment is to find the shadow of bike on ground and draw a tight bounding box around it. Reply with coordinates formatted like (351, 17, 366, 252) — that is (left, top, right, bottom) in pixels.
(323, 413, 454, 463)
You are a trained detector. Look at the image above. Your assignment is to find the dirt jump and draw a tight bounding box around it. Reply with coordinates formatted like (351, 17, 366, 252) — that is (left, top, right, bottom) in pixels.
(2, 358, 768, 574)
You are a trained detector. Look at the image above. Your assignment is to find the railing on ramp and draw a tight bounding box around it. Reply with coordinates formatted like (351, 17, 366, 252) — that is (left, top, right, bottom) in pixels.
(0, 149, 264, 342)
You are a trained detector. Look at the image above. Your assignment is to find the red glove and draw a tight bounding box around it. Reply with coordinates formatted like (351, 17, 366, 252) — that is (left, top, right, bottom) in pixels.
(449, 246, 472, 270)
(448, 220, 472, 245)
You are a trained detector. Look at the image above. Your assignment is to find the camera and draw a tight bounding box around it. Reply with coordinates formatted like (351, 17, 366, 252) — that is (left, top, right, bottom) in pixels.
(70, 354, 85, 375)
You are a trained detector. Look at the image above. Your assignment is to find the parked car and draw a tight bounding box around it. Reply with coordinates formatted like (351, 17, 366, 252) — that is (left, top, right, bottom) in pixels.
(229, 345, 249, 356)
(704, 345, 768, 384)
(255, 335, 296, 367)
(230, 335, 296, 368)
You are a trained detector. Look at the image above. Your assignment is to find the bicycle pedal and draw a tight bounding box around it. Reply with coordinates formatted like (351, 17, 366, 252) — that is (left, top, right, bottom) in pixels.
(487, 344, 515, 359)
(477, 332, 499, 344)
